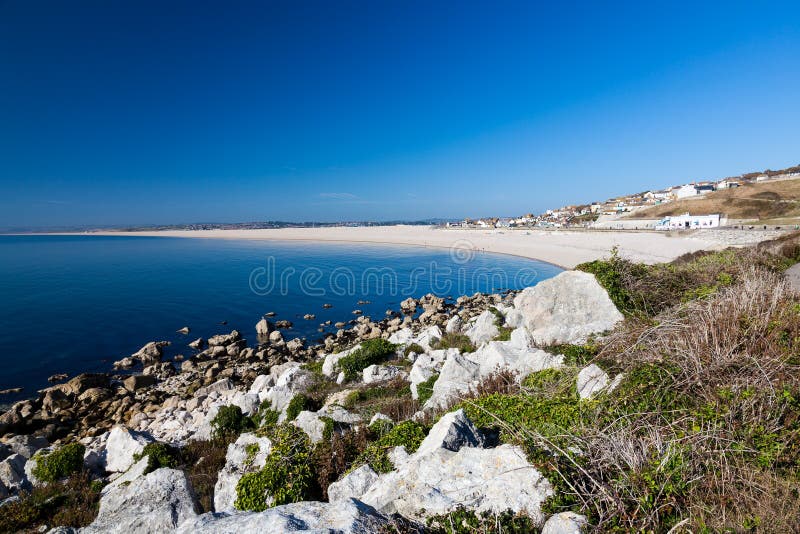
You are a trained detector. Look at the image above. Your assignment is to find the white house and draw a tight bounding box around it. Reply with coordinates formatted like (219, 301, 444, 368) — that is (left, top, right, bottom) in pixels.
(655, 213, 721, 230)
(717, 180, 740, 190)
(673, 184, 699, 199)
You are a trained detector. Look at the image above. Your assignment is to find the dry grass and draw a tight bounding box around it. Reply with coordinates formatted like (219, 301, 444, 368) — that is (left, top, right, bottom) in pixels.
(629, 178, 800, 220)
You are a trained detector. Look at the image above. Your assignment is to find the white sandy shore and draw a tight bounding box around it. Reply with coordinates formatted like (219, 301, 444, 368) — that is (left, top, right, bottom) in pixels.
(57, 225, 750, 269)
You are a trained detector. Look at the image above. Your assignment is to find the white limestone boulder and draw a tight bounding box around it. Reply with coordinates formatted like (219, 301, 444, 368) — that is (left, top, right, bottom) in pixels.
(362, 364, 404, 384)
(409, 348, 453, 400)
(513, 271, 623, 345)
(81, 468, 198, 533)
(0, 453, 28, 492)
(176, 498, 393, 533)
(464, 310, 499, 347)
(445, 315, 463, 334)
(542, 511, 589, 533)
(214, 432, 273, 512)
(104, 426, 155, 473)
(576, 364, 610, 399)
(328, 464, 379, 502)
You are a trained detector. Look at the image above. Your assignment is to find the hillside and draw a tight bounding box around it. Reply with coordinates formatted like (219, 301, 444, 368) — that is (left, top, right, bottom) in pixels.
(628, 177, 800, 221)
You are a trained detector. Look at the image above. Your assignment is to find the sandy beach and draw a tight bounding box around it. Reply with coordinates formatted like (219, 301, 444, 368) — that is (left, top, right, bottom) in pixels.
(58, 225, 772, 269)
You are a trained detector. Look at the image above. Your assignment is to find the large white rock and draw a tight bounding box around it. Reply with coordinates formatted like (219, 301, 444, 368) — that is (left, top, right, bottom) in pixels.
(105, 426, 155, 473)
(101, 457, 149, 495)
(82, 468, 198, 533)
(362, 364, 404, 384)
(328, 464, 379, 502)
(415, 409, 485, 457)
(576, 364, 610, 399)
(359, 410, 552, 521)
(0, 453, 28, 492)
(176, 498, 392, 533)
(422, 352, 481, 410)
(464, 310, 500, 347)
(387, 327, 414, 345)
(214, 433, 273, 512)
(294, 405, 363, 443)
(409, 348, 453, 399)
(513, 271, 623, 345)
(542, 511, 589, 533)
(445, 315, 463, 334)
(413, 326, 443, 351)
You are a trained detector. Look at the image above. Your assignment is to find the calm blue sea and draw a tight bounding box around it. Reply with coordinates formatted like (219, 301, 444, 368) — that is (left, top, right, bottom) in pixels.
(0, 235, 560, 403)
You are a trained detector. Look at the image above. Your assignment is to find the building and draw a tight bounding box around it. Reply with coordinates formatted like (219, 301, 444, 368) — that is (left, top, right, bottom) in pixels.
(716, 179, 740, 190)
(655, 213, 721, 230)
(695, 184, 716, 195)
(673, 184, 700, 199)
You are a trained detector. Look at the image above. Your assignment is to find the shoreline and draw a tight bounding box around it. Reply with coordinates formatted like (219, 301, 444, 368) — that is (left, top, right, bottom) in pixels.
(22, 224, 765, 269)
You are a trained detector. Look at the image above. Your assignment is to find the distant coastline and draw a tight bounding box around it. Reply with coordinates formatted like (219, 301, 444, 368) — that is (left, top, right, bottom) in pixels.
(26, 224, 783, 269)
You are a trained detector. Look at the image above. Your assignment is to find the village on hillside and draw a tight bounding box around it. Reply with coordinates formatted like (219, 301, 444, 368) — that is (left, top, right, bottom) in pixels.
(447, 164, 800, 231)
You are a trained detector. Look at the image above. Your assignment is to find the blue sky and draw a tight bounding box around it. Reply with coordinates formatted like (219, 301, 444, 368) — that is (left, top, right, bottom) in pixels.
(1, 1, 799, 227)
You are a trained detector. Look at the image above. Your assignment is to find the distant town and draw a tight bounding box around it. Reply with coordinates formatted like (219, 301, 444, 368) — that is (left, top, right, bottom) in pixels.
(448, 164, 800, 231)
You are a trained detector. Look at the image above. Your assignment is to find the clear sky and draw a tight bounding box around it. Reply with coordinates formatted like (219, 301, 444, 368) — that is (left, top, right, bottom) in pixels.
(1, 1, 799, 227)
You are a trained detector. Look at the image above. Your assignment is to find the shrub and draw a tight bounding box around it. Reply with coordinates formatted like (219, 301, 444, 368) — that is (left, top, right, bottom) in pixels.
(433, 333, 476, 353)
(488, 307, 513, 341)
(210, 405, 254, 438)
(133, 442, 180, 474)
(426, 507, 537, 534)
(337, 338, 398, 381)
(235, 424, 315, 511)
(181, 438, 230, 513)
(32, 442, 85, 483)
(353, 420, 428, 473)
(285, 394, 320, 422)
(341, 378, 418, 420)
(404, 343, 425, 356)
(253, 401, 280, 430)
(543, 343, 598, 366)
(416, 374, 439, 406)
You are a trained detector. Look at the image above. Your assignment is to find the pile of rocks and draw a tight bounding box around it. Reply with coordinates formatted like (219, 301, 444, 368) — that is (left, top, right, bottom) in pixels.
(0, 269, 625, 532)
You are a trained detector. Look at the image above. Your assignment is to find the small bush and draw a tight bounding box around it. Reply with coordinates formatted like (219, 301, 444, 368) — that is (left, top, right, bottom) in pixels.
(353, 420, 428, 473)
(253, 401, 280, 430)
(285, 394, 320, 422)
(133, 442, 180, 474)
(416, 374, 439, 406)
(404, 343, 425, 356)
(337, 339, 398, 381)
(235, 424, 315, 511)
(301, 359, 325, 375)
(433, 333, 476, 353)
(32, 442, 85, 483)
(211, 405, 254, 438)
(426, 507, 537, 534)
(543, 343, 598, 366)
(181, 438, 231, 513)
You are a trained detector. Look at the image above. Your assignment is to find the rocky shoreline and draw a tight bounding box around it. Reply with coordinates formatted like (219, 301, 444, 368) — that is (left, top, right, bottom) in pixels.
(0, 270, 625, 532)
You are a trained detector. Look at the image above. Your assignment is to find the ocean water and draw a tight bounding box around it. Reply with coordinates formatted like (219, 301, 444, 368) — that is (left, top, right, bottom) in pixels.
(0, 235, 561, 403)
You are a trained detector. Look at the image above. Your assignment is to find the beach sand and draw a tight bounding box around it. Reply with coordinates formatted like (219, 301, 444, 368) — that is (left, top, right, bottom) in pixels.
(66, 226, 745, 269)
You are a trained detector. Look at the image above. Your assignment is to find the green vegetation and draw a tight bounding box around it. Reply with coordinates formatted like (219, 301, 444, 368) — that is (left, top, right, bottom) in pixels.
(542, 343, 598, 366)
(31, 442, 85, 483)
(285, 394, 320, 421)
(432, 332, 476, 353)
(341, 377, 417, 421)
(352, 420, 428, 473)
(489, 307, 513, 341)
(416, 373, 439, 406)
(404, 343, 425, 356)
(244, 443, 259, 466)
(337, 338, 398, 381)
(426, 507, 537, 534)
(235, 424, 315, 511)
(133, 442, 181, 474)
(210, 404, 254, 438)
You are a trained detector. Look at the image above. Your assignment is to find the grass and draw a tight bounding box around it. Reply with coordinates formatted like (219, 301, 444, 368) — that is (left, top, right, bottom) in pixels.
(432, 332, 476, 353)
(337, 338, 398, 381)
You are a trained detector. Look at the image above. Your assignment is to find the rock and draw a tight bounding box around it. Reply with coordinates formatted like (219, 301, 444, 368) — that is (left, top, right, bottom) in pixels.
(177, 327, 190, 335)
(208, 331, 241, 347)
(248, 375, 274, 397)
(101, 456, 150, 495)
(0, 387, 22, 395)
(81, 468, 198, 533)
(576, 364, 610, 399)
(214, 433, 273, 512)
(4, 434, 49, 459)
(362, 365, 404, 384)
(188, 338, 204, 350)
(400, 297, 418, 313)
(177, 498, 393, 533)
(409, 349, 452, 399)
(541, 512, 589, 534)
(47, 373, 69, 383)
(369, 413, 392, 425)
(513, 271, 623, 345)
(303, 314, 316, 320)
(0, 454, 28, 492)
(415, 408, 485, 457)
(445, 315, 463, 334)
(387, 327, 414, 345)
(105, 426, 155, 473)
(268, 330, 284, 345)
(23, 448, 50, 487)
(322, 345, 361, 377)
(123, 374, 156, 392)
(275, 320, 293, 329)
(328, 465, 379, 502)
(323, 303, 333, 308)
(293, 411, 328, 444)
(464, 310, 499, 347)
(285, 338, 304, 352)
(413, 326, 444, 351)
(359, 411, 552, 521)
(255, 318, 272, 336)
(132, 341, 171, 366)
(422, 352, 480, 410)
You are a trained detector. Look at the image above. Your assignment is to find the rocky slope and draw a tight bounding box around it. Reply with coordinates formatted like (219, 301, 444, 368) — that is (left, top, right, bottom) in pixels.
(0, 269, 624, 532)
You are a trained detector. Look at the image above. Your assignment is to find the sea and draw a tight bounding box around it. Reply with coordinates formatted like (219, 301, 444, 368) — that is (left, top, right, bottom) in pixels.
(0, 235, 561, 404)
